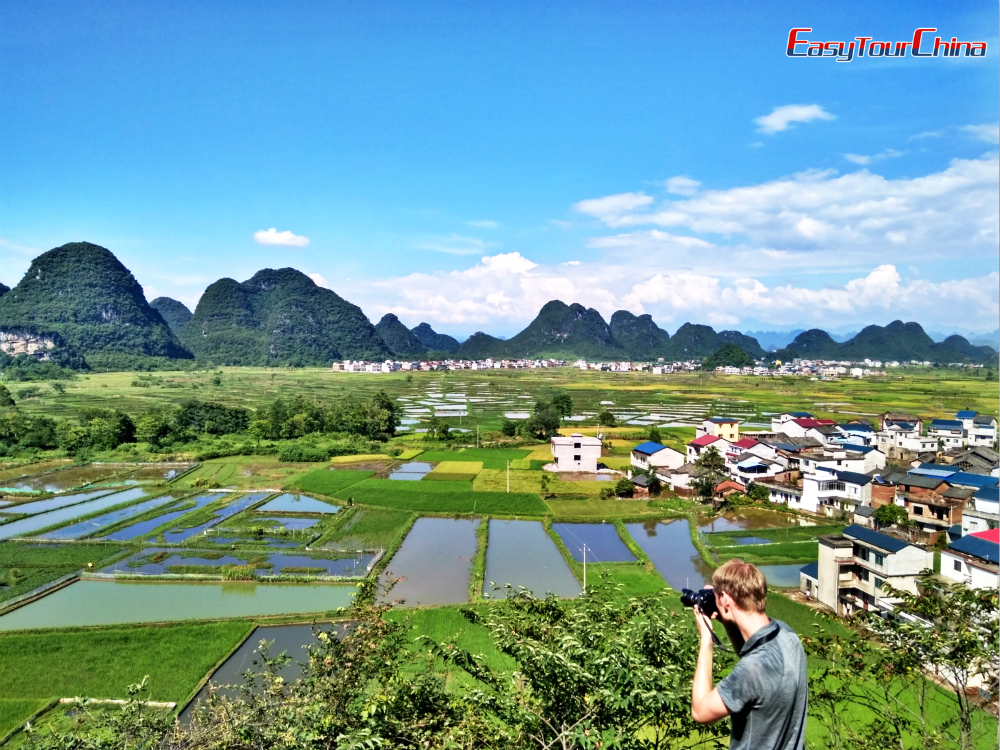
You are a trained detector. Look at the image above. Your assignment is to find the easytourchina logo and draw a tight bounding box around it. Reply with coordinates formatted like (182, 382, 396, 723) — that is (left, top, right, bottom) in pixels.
(787, 28, 988, 62)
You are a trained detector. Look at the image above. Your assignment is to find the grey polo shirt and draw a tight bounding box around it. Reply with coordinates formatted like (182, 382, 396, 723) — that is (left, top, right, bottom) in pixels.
(716, 618, 808, 750)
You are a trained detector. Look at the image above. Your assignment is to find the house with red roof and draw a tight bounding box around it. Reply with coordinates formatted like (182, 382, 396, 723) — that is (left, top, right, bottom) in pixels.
(779, 417, 838, 440)
(686, 434, 731, 463)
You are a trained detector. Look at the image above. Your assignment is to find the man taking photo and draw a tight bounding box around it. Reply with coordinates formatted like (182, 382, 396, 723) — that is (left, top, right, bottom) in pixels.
(690, 558, 808, 750)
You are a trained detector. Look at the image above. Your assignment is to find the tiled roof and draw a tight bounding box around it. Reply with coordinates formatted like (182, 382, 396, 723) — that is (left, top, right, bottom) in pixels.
(956, 410, 978, 419)
(800, 561, 818, 579)
(732, 437, 760, 449)
(844, 524, 910, 553)
(632, 441, 666, 455)
(949, 534, 999, 565)
(689, 435, 721, 447)
(708, 416, 739, 423)
(930, 419, 963, 429)
(835, 470, 873, 486)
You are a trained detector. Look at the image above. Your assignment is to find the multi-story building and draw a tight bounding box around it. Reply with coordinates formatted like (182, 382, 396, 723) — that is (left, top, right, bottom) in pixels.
(887, 473, 973, 534)
(550, 434, 602, 473)
(804, 524, 933, 615)
(928, 419, 965, 449)
(630, 441, 685, 473)
(962, 486, 999, 535)
(940, 529, 999, 589)
(695, 417, 740, 443)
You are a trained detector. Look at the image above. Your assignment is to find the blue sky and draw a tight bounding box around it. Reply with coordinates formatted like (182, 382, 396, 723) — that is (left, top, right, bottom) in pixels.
(1, 0, 997, 337)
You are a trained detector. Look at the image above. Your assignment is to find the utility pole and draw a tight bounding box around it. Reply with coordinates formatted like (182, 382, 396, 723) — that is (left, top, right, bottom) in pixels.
(477, 424, 480, 448)
(582, 544, 588, 590)
(506, 460, 510, 493)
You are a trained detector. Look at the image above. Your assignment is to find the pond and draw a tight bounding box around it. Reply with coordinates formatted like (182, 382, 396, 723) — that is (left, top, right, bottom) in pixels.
(731, 536, 773, 546)
(256, 494, 340, 514)
(626, 519, 713, 591)
(380, 518, 478, 606)
(757, 564, 805, 588)
(388, 462, 433, 481)
(163, 493, 270, 543)
(102, 493, 222, 541)
(103, 549, 374, 577)
(0, 580, 359, 630)
(698, 509, 800, 532)
(558, 472, 613, 482)
(4, 465, 122, 493)
(0, 489, 115, 517)
(484, 520, 581, 598)
(35, 490, 171, 540)
(179, 623, 342, 723)
(552, 523, 636, 563)
(0, 489, 151, 541)
(0, 459, 73, 483)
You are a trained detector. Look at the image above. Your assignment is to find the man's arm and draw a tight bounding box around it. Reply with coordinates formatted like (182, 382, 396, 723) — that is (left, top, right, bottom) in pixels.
(691, 608, 731, 724)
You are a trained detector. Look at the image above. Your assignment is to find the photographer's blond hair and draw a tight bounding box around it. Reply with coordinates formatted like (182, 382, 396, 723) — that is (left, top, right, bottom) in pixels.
(712, 559, 767, 613)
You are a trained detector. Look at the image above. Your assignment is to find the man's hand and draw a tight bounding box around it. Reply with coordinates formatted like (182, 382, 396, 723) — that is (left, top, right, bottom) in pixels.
(693, 605, 716, 644)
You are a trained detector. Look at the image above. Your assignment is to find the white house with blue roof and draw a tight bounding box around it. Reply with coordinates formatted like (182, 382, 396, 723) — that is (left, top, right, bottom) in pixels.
(941, 529, 998, 589)
(630, 441, 684, 473)
(929, 419, 965, 449)
(808, 524, 934, 615)
(954, 410, 998, 447)
(961, 486, 999, 535)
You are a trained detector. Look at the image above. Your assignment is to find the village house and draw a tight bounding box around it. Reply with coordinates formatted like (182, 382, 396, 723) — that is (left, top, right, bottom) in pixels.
(801, 467, 873, 517)
(941, 445, 999, 475)
(686, 434, 731, 463)
(962, 486, 999, 535)
(940, 529, 999, 589)
(802, 524, 933, 616)
(885, 472, 973, 535)
(928, 419, 965, 449)
(549, 433, 602, 473)
(630, 441, 685, 473)
(695, 416, 740, 442)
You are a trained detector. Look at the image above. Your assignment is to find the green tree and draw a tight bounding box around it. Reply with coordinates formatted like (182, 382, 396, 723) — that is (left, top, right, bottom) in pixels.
(50, 381, 66, 395)
(746, 481, 770, 503)
(613, 477, 635, 498)
(647, 472, 662, 496)
(872, 502, 909, 530)
(701, 344, 754, 370)
(647, 425, 662, 443)
(597, 409, 616, 427)
(500, 417, 518, 437)
(550, 391, 573, 417)
(691, 446, 727, 499)
(0, 383, 13, 407)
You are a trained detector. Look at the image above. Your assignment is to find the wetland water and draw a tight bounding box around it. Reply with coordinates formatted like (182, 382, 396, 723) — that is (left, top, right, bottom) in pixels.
(102, 493, 221, 541)
(4, 465, 122, 493)
(104, 549, 375, 577)
(553, 523, 636, 563)
(1, 489, 114, 517)
(179, 623, 341, 722)
(380, 517, 478, 606)
(36, 491, 172, 540)
(257, 494, 340, 514)
(0, 580, 358, 630)
(484, 520, 580, 598)
(163, 493, 270, 543)
(388, 462, 433, 481)
(0, 489, 149, 540)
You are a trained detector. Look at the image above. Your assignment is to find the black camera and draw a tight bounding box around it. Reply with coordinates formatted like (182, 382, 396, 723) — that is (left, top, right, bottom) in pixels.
(681, 588, 717, 618)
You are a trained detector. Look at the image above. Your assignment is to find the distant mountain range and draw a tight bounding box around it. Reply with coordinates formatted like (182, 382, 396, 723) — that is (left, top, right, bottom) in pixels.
(747, 327, 999, 353)
(0, 242, 996, 368)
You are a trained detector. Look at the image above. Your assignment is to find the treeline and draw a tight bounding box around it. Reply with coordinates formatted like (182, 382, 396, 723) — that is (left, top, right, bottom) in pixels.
(498, 393, 572, 440)
(0, 390, 401, 458)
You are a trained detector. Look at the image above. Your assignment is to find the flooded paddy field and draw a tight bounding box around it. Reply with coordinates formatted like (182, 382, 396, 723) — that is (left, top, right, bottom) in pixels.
(0, 489, 151, 540)
(179, 623, 341, 722)
(257, 494, 340, 514)
(552, 523, 636, 563)
(101, 493, 222, 541)
(0, 460, 73, 485)
(0, 489, 115, 518)
(0, 580, 358, 630)
(627, 519, 713, 591)
(388, 462, 434, 480)
(484, 520, 580, 598)
(36, 492, 175, 540)
(380, 517, 478, 606)
(101, 548, 375, 577)
(2, 465, 124, 494)
(162, 493, 270, 543)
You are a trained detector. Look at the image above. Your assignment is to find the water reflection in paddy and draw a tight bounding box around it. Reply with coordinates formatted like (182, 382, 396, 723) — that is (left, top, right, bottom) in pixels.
(257, 494, 340, 514)
(163, 493, 269, 543)
(757, 564, 805, 587)
(626, 519, 712, 591)
(104, 548, 374, 577)
(380, 518, 478, 606)
(484, 520, 580, 598)
(5, 465, 121, 493)
(0, 489, 149, 540)
(698, 510, 800, 533)
(0, 580, 358, 630)
(36, 491, 172, 540)
(103, 493, 221, 541)
(2, 489, 114, 517)
(553, 523, 635, 563)
(388, 462, 433, 481)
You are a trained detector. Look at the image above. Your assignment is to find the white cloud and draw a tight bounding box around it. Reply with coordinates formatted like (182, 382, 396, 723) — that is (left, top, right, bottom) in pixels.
(962, 123, 1000, 144)
(665, 176, 701, 196)
(910, 130, 943, 140)
(843, 149, 905, 165)
(572, 192, 654, 225)
(754, 104, 835, 134)
(308, 272, 329, 288)
(467, 220, 499, 229)
(573, 154, 999, 259)
(253, 228, 310, 247)
(415, 233, 494, 256)
(562, 260, 581, 266)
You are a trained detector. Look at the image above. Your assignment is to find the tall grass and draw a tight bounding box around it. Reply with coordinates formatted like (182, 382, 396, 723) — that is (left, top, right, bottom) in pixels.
(289, 469, 374, 495)
(346, 487, 547, 515)
(316, 507, 414, 551)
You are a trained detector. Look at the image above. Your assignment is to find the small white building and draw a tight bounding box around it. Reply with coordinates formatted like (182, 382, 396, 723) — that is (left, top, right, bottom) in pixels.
(550, 434, 602, 473)
(940, 530, 999, 589)
(630, 441, 685, 472)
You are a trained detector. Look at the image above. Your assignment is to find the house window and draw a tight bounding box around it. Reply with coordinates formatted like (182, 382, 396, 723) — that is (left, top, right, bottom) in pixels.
(858, 568, 870, 582)
(874, 577, 884, 589)
(873, 552, 885, 566)
(855, 546, 869, 561)
(913, 506, 923, 516)
(573, 455, 581, 462)
(574, 443, 581, 449)
(954, 560, 962, 572)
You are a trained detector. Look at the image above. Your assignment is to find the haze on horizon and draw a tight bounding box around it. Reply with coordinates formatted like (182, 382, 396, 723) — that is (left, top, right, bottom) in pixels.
(1, 1, 997, 339)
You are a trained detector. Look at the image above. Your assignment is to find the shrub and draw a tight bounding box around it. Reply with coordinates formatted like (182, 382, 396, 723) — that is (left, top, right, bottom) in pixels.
(277, 443, 329, 462)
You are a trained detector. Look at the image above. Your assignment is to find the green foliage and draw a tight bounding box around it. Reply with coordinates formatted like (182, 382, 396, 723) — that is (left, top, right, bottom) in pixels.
(746, 481, 770, 503)
(417, 448, 530, 469)
(872, 502, 909, 529)
(0, 383, 14, 407)
(550, 391, 573, 417)
(0, 699, 50, 740)
(275, 443, 329, 462)
(316, 507, 413, 550)
(0, 410, 58, 452)
(0, 351, 84, 381)
(608, 310, 672, 359)
(691, 445, 726, 498)
(255, 390, 399, 441)
(178, 267, 391, 365)
(338, 480, 548, 514)
(410, 322, 460, 354)
(613, 477, 635, 497)
(0, 243, 191, 360)
(424, 415, 453, 440)
(597, 408, 616, 427)
(701, 343, 755, 370)
(375, 313, 427, 357)
(290, 469, 374, 495)
(646, 424, 662, 443)
(148, 296, 192, 334)
(0, 621, 252, 703)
